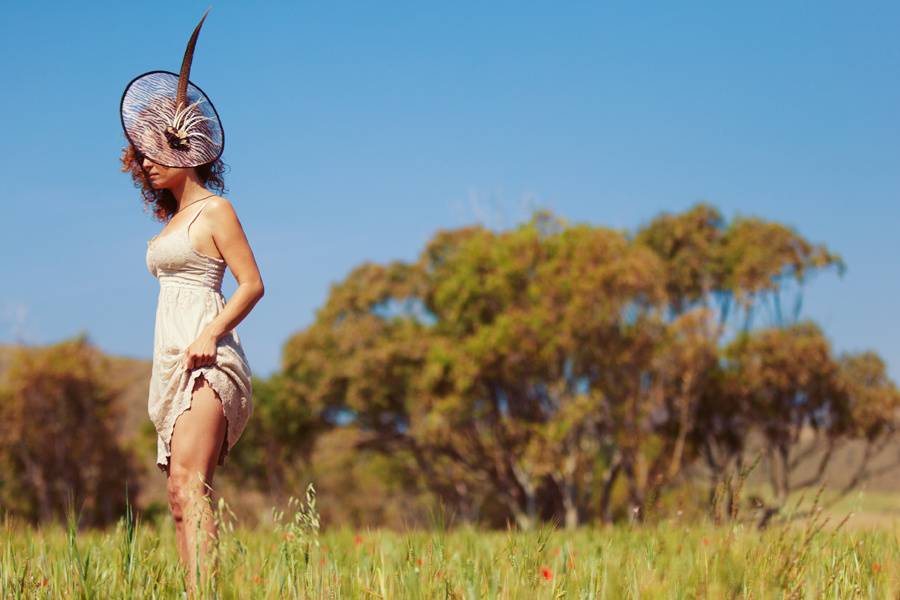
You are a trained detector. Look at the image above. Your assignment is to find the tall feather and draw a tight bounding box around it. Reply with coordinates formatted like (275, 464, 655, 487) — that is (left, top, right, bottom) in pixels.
(175, 8, 211, 111)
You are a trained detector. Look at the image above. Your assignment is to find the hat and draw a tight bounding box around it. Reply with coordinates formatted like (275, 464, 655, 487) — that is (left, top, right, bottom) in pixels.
(120, 9, 224, 168)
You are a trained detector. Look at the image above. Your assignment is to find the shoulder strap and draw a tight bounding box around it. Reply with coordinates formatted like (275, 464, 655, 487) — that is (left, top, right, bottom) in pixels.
(186, 198, 213, 228)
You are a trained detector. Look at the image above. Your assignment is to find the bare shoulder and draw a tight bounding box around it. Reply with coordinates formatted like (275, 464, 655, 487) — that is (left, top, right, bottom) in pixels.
(205, 195, 241, 224)
(205, 195, 235, 214)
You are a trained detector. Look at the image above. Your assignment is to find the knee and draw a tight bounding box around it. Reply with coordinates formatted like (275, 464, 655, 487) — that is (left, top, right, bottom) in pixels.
(167, 464, 208, 520)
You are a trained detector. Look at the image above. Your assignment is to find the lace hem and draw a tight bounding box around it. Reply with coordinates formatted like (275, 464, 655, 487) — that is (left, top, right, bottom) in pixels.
(156, 365, 243, 473)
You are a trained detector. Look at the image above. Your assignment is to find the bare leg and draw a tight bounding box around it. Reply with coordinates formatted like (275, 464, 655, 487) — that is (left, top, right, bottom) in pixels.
(165, 374, 227, 597)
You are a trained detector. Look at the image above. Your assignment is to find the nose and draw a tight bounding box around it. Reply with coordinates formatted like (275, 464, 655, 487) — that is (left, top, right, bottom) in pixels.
(142, 157, 154, 170)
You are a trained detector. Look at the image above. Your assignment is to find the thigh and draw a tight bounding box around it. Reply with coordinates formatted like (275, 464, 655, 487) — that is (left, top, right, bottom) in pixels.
(168, 374, 227, 483)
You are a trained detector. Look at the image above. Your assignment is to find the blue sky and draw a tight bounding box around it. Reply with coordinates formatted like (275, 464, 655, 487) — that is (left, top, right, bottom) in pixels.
(1, 2, 899, 380)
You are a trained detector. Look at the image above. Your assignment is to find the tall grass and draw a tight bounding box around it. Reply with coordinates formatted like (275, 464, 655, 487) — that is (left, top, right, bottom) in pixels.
(1, 481, 898, 599)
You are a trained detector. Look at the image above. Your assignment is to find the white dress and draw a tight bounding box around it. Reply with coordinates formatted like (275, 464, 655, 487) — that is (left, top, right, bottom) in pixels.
(145, 199, 253, 473)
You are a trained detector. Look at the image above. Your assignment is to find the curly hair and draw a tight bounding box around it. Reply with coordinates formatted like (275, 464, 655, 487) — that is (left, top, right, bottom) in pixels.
(120, 143, 227, 222)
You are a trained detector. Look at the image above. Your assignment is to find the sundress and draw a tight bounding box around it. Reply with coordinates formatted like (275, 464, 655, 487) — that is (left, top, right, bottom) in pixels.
(145, 199, 253, 473)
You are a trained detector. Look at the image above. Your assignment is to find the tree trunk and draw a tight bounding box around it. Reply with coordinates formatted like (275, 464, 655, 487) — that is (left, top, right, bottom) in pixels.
(509, 461, 538, 530)
(598, 453, 622, 524)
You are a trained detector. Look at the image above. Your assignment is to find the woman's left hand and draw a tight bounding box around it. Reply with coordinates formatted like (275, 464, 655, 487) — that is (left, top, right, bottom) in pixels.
(183, 331, 218, 371)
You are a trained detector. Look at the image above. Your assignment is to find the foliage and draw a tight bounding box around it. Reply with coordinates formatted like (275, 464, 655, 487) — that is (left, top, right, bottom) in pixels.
(0, 335, 141, 527)
(259, 204, 893, 529)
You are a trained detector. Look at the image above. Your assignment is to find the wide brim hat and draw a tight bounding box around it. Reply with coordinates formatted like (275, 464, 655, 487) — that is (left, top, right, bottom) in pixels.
(120, 10, 224, 168)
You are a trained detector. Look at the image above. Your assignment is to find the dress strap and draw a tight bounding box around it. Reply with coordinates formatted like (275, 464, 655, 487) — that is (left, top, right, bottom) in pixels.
(186, 198, 213, 229)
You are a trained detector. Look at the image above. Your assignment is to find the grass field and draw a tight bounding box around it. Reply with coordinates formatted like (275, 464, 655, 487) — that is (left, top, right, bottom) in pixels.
(3, 487, 900, 599)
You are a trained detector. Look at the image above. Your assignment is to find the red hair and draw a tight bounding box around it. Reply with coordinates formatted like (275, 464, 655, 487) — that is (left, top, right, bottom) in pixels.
(120, 143, 227, 221)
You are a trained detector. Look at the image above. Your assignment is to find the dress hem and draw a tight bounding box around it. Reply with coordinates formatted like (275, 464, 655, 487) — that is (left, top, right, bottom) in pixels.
(155, 365, 237, 474)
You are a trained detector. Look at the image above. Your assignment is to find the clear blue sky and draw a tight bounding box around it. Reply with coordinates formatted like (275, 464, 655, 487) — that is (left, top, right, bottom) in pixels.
(1, 2, 899, 380)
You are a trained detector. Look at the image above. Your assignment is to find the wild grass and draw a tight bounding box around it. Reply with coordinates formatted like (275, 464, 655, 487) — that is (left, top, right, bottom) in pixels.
(2, 480, 899, 599)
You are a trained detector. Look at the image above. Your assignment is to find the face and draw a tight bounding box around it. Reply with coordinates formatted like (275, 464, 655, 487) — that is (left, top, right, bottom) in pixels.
(141, 156, 192, 190)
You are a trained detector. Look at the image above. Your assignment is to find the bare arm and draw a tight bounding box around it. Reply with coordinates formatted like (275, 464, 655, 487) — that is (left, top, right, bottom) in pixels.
(184, 197, 264, 370)
(203, 197, 265, 340)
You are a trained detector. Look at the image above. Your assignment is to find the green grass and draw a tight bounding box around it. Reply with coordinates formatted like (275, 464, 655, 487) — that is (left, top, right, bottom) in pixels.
(3, 519, 899, 598)
(3, 487, 900, 599)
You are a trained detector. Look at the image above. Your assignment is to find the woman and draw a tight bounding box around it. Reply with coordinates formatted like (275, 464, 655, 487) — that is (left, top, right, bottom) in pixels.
(119, 10, 263, 594)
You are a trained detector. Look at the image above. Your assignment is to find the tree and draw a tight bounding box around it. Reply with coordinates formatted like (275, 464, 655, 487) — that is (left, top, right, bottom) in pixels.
(700, 326, 900, 526)
(0, 335, 141, 527)
(270, 204, 892, 529)
(636, 204, 857, 523)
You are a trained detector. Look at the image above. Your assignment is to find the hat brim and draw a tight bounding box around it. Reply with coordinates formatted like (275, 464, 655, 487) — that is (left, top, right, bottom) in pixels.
(120, 70, 224, 169)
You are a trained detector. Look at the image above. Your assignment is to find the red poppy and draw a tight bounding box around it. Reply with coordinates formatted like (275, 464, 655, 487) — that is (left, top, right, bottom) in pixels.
(354, 534, 364, 546)
(541, 566, 553, 581)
